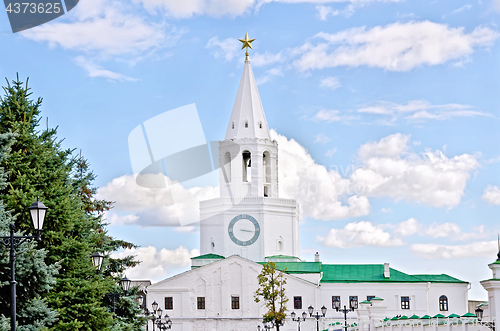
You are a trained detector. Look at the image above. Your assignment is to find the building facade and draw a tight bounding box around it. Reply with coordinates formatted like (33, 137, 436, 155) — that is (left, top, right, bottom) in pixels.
(146, 48, 471, 331)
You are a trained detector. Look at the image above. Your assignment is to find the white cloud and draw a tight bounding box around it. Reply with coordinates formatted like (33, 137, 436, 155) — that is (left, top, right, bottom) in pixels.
(320, 76, 342, 90)
(315, 133, 332, 144)
(313, 109, 359, 122)
(74, 56, 137, 81)
(350, 133, 479, 208)
(411, 240, 497, 259)
(293, 21, 498, 72)
(394, 217, 421, 237)
(493, 0, 500, 12)
(22, 0, 178, 58)
(482, 185, 500, 205)
(316, 5, 339, 20)
(112, 246, 199, 280)
(325, 147, 337, 158)
(206, 36, 241, 61)
(271, 130, 371, 220)
(97, 174, 219, 227)
(319, 220, 403, 248)
(357, 100, 490, 124)
(256, 67, 284, 85)
(251, 52, 284, 67)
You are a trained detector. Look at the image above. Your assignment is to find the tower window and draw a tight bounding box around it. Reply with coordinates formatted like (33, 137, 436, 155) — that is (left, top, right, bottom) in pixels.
(242, 151, 251, 182)
(245, 120, 248, 128)
(439, 295, 448, 311)
(232, 121, 235, 129)
(401, 296, 410, 309)
(211, 242, 215, 252)
(223, 152, 231, 183)
(259, 121, 262, 129)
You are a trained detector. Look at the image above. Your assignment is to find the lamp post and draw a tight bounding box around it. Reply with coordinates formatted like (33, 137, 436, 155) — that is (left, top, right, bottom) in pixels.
(308, 305, 327, 331)
(106, 276, 132, 314)
(290, 311, 307, 331)
(333, 298, 357, 331)
(0, 198, 48, 331)
(475, 307, 495, 331)
(150, 301, 172, 330)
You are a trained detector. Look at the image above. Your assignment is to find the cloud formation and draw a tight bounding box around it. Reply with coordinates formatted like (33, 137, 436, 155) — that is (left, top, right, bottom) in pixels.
(112, 246, 199, 280)
(293, 21, 498, 72)
(74, 56, 138, 81)
(411, 241, 497, 259)
(482, 185, 500, 205)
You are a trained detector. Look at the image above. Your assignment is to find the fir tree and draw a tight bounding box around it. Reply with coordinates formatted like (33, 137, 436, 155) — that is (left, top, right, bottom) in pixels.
(0, 76, 144, 330)
(0, 131, 59, 331)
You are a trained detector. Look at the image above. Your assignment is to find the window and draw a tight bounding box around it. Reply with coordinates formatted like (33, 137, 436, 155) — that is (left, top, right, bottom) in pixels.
(232, 121, 235, 129)
(349, 296, 358, 309)
(294, 296, 302, 310)
(367, 296, 375, 301)
(439, 295, 448, 311)
(165, 297, 173, 310)
(197, 297, 205, 310)
(259, 121, 263, 129)
(231, 296, 240, 309)
(332, 296, 340, 309)
(401, 296, 410, 309)
(245, 120, 248, 128)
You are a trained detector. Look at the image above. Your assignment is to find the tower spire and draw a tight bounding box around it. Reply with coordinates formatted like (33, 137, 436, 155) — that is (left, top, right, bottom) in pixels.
(497, 234, 500, 261)
(225, 34, 271, 141)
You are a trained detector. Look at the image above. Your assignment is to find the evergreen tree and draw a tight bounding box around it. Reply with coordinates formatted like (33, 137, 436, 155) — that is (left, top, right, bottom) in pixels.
(254, 262, 289, 331)
(0, 131, 59, 331)
(0, 76, 144, 330)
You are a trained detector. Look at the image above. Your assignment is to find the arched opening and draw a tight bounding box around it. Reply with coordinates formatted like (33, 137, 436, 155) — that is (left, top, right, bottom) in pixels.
(277, 237, 283, 251)
(244, 120, 249, 128)
(439, 295, 448, 311)
(211, 241, 215, 252)
(232, 121, 235, 129)
(223, 152, 231, 183)
(259, 121, 262, 129)
(242, 151, 251, 182)
(263, 151, 271, 197)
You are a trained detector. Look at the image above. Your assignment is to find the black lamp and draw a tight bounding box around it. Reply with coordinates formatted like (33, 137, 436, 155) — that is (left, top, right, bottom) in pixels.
(120, 276, 131, 293)
(91, 252, 104, 272)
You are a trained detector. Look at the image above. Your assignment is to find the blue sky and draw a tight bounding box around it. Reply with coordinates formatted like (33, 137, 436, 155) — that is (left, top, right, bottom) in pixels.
(1, 0, 499, 301)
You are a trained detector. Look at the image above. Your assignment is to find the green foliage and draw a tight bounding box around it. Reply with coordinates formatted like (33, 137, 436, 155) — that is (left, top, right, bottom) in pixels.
(0, 131, 59, 331)
(254, 262, 289, 331)
(0, 76, 145, 330)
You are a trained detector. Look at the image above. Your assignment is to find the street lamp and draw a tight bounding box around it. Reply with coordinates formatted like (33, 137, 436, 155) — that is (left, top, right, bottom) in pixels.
(308, 305, 327, 331)
(91, 251, 104, 273)
(107, 275, 132, 314)
(475, 307, 495, 331)
(150, 301, 172, 330)
(0, 198, 48, 331)
(291, 311, 307, 331)
(334, 298, 357, 331)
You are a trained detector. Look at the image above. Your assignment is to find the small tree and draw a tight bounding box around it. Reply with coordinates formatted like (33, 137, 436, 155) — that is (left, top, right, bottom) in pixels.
(254, 262, 288, 331)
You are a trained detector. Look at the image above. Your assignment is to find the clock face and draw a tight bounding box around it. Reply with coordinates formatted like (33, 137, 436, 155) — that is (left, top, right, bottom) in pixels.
(228, 214, 260, 246)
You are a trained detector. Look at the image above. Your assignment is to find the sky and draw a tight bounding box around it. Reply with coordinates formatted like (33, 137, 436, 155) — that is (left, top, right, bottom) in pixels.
(0, 0, 499, 301)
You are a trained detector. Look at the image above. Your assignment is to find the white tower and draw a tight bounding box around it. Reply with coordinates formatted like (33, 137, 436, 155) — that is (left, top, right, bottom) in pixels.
(480, 240, 500, 323)
(199, 34, 300, 262)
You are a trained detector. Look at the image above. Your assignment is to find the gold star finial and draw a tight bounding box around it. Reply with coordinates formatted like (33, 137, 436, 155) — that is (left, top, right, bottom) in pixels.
(239, 32, 255, 61)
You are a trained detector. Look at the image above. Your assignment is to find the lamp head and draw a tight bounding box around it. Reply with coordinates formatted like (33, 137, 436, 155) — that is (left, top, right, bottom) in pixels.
(91, 251, 104, 273)
(152, 300, 159, 312)
(28, 197, 48, 233)
(290, 311, 296, 320)
(321, 305, 327, 317)
(120, 275, 131, 293)
(475, 307, 483, 321)
(302, 311, 307, 320)
(308, 305, 314, 316)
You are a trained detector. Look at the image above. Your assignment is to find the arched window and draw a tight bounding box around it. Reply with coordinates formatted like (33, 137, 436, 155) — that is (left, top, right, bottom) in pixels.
(259, 121, 262, 129)
(232, 121, 235, 129)
(223, 152, 231, 183)
(277, 236, 283, 251)
(245, 120, 249, 128)
(439, 295, 448, 311)
(242, 151, 251, 182)
(211, 242, 215, 252)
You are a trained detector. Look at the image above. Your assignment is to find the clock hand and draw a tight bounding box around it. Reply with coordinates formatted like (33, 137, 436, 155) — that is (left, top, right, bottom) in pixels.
(239, 229, 254, 232)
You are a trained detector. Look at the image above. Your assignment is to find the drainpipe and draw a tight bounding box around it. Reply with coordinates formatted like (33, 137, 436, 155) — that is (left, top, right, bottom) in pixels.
(465, 283, 471, 313)
(316, 272, 324, 308)
(426, 282, 431, 315)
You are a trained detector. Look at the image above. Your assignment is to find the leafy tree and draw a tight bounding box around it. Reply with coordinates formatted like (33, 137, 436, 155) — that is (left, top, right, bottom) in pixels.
(0, 76, 144, 330)
(0, 131, 59, 331)
(254, 262, 289, 331)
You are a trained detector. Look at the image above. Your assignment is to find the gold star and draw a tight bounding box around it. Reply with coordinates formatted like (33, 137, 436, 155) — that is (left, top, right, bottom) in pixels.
(238, 32, 255, 61)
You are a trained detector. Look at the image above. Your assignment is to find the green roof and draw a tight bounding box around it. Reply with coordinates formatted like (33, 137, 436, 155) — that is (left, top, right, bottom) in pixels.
(253, 262, 466, 283)
(191, 253, 225, 260)
(360, 300, 371, 304)
(265, 255, 300, 259)
(447, 314, 460, 318)
(461, 313, 476, 317)
(371, 297, 384, 300)
(412, 274, 467, 283)
(433, 314, 445, 318)
(259, 262, 321, 274)
(421, 315, 431, 319)
(399, 316, 408, 320)
(409, 315, 420, 319)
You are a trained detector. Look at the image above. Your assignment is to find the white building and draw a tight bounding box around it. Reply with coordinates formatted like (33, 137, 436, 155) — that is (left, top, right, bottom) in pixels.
(146, 46, 471, 331)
